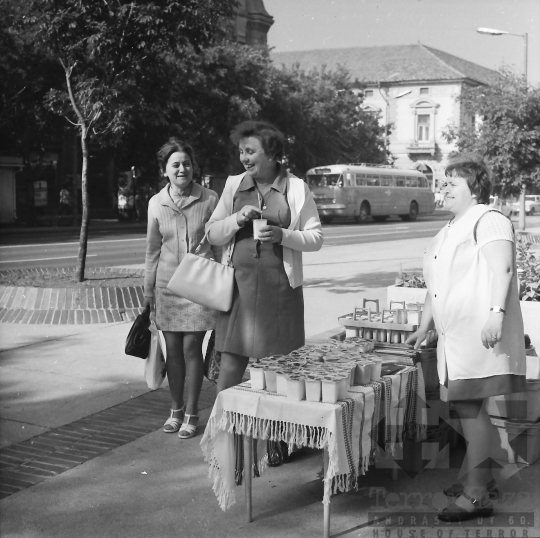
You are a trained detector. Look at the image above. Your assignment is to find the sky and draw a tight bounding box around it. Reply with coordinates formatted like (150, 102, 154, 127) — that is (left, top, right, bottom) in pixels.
(264, 0, 540, 86)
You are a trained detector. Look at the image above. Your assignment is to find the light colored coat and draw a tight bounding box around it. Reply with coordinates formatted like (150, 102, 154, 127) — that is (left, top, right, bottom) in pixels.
(205, 172, 323, 288)
(423, 204, 526, 383)
(144, 183, 220, 297)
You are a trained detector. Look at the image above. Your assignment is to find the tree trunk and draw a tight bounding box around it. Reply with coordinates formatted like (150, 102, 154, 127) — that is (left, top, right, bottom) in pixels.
(75, 126, 89, 282)
(518, 185, 526, 232)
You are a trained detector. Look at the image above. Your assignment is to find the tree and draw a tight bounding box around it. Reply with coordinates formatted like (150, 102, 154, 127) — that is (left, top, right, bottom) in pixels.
(263, 64, 387, 175)
(17, 0, 233, 281)
(443, 69, 540, 229)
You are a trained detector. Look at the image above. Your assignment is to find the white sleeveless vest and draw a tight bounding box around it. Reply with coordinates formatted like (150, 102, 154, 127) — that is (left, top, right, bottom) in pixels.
(423, 204, 526, 383)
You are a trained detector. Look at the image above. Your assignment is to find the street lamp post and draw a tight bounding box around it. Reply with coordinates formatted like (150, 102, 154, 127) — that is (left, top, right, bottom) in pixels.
(477, 27, 529, 231)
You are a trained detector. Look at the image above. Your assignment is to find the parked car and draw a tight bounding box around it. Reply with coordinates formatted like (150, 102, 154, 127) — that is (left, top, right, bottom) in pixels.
(510, 195, 540, 216)
(488, 196, 512, 217)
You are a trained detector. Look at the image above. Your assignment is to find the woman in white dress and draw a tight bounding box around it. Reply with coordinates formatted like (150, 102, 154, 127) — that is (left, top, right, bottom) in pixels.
(407, 153, 526, 522)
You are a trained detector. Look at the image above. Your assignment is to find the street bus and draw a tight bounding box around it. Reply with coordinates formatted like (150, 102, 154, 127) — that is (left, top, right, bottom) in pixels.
(305, 163, 435, 223)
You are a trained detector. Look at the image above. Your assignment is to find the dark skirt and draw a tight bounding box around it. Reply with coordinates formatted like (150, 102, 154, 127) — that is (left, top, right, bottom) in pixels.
(445, 372, 527, 401)
(215, 233, 304, 358)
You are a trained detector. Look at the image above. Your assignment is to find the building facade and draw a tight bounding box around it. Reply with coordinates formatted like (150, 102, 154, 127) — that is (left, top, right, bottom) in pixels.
(271, 44, 499, 190)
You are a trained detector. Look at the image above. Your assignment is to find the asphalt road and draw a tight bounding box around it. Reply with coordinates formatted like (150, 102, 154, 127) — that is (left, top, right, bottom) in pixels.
(0, 212, 456, 270)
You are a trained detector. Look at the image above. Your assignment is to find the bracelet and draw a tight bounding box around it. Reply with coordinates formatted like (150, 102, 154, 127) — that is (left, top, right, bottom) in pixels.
(490, 306, 506, 314)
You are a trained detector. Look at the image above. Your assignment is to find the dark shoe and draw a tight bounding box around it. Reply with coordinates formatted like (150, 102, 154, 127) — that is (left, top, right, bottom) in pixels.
(439, 493, 493, 523)
(443, 479, 498, 499)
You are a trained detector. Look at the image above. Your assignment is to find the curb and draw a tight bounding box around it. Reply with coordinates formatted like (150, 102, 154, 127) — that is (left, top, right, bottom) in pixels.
(0, 267, 145, 325)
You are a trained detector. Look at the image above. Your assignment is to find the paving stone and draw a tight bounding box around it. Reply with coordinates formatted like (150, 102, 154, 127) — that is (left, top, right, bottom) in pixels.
(87, 288, 95, 309)
(57, 287, 66, 309)
(49, 287, 59, 309)
(20, 310, 34, 324)
(0, 483, 22, 494)
(94, 288, 103, 309)
(1, 446, 48, 459)
(32, 456, 80, 469)
(52, 309, 62, 324)
(10, 287, 25, 308)
(1, 287, 16, 309)
(116, 288, 125, 310)
(48, 451, 92, 464)
(22, 461, 69, 474)
(105, 309, 114, 322)
(0, 474, 37, 488)
(41, 288, 52, 310)
(0, 287, 12, 308)
(17, 465, 59, 477)
(75, 310, 83, 324)
(111, 309, 122, 322)
(44, 309, 55, 324)
(13, 309, 26, 323)
(22, 287, 38, 310)
(36, 310, 48, 324)
(61, 309, 69, 324)
(65, 288, 73, 309)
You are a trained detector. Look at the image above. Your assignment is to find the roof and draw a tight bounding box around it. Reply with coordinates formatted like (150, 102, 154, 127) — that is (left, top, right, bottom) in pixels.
(270, 44, 500, 86)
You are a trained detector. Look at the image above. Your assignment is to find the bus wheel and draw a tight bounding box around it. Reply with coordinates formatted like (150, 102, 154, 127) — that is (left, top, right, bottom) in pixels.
(401, 202, 418, 221)
(321, 216, 332, 224)
(354, 203, 369, 223)
(373, 216, 388, 222)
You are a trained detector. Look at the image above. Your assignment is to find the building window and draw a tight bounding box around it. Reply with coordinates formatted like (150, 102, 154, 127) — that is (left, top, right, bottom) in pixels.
(364, 90, 374, 98)
(417, 114, 430, 141)
(420, 87, 429, 95)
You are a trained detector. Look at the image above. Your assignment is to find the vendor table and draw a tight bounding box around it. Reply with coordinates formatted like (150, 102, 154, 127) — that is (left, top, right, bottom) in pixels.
(201, 366, 426, 537)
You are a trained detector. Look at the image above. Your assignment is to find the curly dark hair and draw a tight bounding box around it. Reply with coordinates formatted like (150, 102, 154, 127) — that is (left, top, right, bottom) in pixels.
(444, 153, 492, 204)
(230, 120, 285, 161)
(156, 138, 196, 174)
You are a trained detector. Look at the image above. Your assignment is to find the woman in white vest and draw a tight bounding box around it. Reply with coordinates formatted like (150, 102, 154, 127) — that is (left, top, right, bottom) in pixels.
(407, 154, 526, 522)
(206, 121, 323, 393)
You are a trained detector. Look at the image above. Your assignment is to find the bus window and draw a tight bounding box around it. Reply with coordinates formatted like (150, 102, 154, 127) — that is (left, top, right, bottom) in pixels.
(380, 176, 393, 187)
(420, 177, 428, 188)
(307, 174, 343, 187)
(406, 177, 418, 188)
(366, 174, 380, 187)
(394, 175, 406, 187)
(356, 174, 366, 186)
(345, 173, 354, 187)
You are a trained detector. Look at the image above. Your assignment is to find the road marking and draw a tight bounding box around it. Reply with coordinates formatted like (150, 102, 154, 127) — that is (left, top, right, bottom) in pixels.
(0, 238, 146, 249)
(0, 255, 97, 263)
(324, 230, 436, 240)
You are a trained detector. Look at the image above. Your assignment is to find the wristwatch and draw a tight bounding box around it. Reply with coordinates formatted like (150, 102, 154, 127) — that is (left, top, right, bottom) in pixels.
(490, 306, 506, 314)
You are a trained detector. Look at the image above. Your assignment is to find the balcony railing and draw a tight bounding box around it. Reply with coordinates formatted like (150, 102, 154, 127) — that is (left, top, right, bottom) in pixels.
(406, 141, 437, 155)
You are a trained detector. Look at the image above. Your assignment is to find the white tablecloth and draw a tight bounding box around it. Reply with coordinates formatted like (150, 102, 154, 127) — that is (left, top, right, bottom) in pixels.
(200, 367, 426, 511)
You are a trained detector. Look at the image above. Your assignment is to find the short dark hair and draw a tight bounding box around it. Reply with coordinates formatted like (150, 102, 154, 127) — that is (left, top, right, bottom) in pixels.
(444, 153, 492, 204)
(156, 138, 196, 174)
(230, 121, 285, 161)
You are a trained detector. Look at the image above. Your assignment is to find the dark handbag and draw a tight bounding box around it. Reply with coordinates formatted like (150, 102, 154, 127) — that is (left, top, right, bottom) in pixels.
(203, 330, 221, 384)
(125, 303, 152, 359)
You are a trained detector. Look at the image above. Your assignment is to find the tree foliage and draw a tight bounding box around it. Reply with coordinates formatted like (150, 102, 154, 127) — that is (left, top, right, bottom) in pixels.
(443, 69, 540, 196)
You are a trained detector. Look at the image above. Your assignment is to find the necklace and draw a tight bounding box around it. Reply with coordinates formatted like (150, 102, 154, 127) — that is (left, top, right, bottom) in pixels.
(254, 184, 273, 210)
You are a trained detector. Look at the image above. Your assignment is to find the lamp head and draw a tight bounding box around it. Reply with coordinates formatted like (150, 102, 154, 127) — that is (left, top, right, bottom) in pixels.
(477, 27, 508, 35)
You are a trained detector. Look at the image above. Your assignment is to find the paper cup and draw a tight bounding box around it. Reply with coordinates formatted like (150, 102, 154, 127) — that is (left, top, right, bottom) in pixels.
(354, 363, 372, 385)
(264, 367, 278, 393)
(286, 376, 306, 402)
(249, 365, 266, 390)
(305, 377, 322, 402)
(336, 375, 349, 400)
(321, 377, 340, 404)
(276, 371, 290, 396)
(253, 219, 268, 240)
(371, 358, 383, 381)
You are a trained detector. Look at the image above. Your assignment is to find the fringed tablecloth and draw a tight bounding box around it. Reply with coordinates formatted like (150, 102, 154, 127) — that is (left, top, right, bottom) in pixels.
(200, 368, 426, 511)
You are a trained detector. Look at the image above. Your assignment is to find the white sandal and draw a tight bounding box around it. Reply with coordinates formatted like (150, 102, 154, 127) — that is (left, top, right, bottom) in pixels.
(178, 414, 199, 439)
(163, 407, 184, 433)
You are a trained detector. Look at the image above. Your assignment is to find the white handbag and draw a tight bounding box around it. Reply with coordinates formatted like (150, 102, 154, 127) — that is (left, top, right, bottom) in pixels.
(167, 233, 234, 312)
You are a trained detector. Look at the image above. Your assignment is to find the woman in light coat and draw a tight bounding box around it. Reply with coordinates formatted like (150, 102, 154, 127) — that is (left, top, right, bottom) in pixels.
(144, 138, 220, 439)
(205, 121, 323, 393)
(407, 153, 526, 522)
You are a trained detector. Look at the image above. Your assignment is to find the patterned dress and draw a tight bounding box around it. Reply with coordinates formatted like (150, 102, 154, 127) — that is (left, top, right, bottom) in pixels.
(154, 184, 216, 332)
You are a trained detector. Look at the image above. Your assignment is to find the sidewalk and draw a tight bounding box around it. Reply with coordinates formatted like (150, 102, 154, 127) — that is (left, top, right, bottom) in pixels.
(1, 235, 539, 538)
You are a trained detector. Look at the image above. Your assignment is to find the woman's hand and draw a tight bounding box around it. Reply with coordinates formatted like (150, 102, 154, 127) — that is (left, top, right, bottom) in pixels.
(143, 296, 155, 312)
(257, 225, 283, 244)
(405, 327, 430, 350)
(236, 205, 262, 226)
(481, 312, 504, 349)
